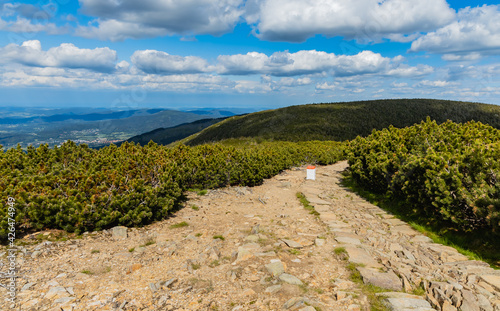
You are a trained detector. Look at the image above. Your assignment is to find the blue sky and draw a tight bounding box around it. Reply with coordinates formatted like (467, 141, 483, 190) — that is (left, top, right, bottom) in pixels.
(1, 0, 500, 110)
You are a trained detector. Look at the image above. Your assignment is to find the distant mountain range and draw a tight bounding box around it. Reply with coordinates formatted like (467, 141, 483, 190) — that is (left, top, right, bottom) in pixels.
(0, 107, 242, 149)
(5, 99, 500, 149)
(0, 109, 165, 124)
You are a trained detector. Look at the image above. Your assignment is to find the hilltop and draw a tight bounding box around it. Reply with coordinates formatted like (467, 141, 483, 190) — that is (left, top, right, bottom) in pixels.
(181, 99, 500, 146)
(125, 117, 228, 146)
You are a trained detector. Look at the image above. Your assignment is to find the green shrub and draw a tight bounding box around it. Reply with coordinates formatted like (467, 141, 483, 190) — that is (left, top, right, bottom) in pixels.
(0, 140, 343, 241)
(346, 119, 500, 233)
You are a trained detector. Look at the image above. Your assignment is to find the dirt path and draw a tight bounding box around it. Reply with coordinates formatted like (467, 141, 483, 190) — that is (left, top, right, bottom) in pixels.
(1, 161, 499, 310)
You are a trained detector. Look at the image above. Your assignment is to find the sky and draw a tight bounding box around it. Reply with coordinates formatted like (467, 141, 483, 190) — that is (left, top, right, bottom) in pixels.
(1, 0, 500, 110)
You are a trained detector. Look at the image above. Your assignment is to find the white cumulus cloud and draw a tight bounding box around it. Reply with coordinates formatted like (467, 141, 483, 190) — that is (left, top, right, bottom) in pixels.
(410, 5, 500, 59)
(217, 50, 391, 76)
(131, 50, 212, 75)
(0, 40, 118, 72)
(246, 0, 455, 42)
(77, 0, 244, 41)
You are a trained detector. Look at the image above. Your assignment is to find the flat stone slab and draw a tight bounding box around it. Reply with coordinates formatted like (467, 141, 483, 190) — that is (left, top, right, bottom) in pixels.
(334, 232, 361, 240)
(306, 196, 331, 205)
(45, 286, 70, 299)
(245, 235, 260, 242)
(480, 275, 500, 291)
(239, 243, 261, 251)
(443, 260, 490, 268)
(235, 243, 261, 262)
(281, 238, 314, 248)
(345, 246, 382, 268)
(282, 239, 304, 249)
(264, 285, 282, 293)
(315, 205, 332, 213)
(376, 292, 425, 299)
(335, 236, 361, 245)
(410, 235, 433, 244)
(327, 222, 352, 231)
(391, 225, 418, 236)
(357, 268, 402, 291)
(111, 226, 128, 239)
(279, 273, 303, 285)
(383, 297, 434, 311)
(301, 186, 323, 195)
(235, 248, 254, 262)
(265, 260, 285, 277)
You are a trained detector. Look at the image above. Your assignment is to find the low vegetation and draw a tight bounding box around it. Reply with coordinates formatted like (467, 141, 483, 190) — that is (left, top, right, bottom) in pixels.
(345, 118, 500, 266)
(3, 98, 500, 272)
(0, 140, 342, 240)
(296, 192, 320, 216)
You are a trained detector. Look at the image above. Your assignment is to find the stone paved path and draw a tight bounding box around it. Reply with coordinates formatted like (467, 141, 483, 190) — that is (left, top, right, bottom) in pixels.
(1, 161, 499, 311)
(303, 161, 500, 311)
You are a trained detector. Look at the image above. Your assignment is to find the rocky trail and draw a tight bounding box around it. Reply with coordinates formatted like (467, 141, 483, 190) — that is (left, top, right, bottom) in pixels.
(1, 161, 499, 311)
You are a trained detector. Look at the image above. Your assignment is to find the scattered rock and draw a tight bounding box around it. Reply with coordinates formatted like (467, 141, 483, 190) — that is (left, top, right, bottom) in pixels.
(283, 297, 308, 309)
(479, 275, 500, 292)
(461, 289, 481, 311)
(235, 248, 254, 262)
(112, 226, 128, 239)
(127, 263, 143, 274)
(357, 268, 402, 291)
(265, 285, 282, 293)
(383, 295, 434, 311)
(45, 286, 70, 299)
(279, 273, 303, 286)
(315, 238, 325, 246)
(245, 235, 260, 242)
(265, 260, 285, 277)
(5, 161, 496, 311)
(345, 246, 382, 268)
(282, 239, 304, 249)
(335, 236, 361, 245)
(21, 282, 36, 292)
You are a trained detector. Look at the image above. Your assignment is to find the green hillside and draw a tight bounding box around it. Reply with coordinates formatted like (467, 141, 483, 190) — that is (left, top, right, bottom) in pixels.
(184, 99, 500, 145)
(125, 117, 227, 146)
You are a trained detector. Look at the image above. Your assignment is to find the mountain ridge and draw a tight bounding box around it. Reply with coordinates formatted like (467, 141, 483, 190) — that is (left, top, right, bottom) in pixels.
(180, 99, 500, 146)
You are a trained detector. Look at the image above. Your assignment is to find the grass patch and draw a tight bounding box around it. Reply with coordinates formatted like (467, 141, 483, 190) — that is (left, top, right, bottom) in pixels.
(411, 285, 426, 296)
(197, 189, 208, 196)
(195, 233, 203, 237)
(80, 270, 93, 275)
(140, 237, 156, 247)
(341, 173, 500, 269)
(296, 192, 320, 216)
(170, 221, 189, 229)
(257, 238, 270, 246)
(128, 247, 135, 252)
(334, 247, 346, 255)
(408, 222, 481, 260)
(209, 260, 220, 268)
(213, 235, 225, 241)
(91, 249, 100, 254)
(191, 263, 201, 270)
(288, 249, 301, 255)
(345, 262, 389, 311)
(346, 263, 363, 283)
(191, 205, 200, 211)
